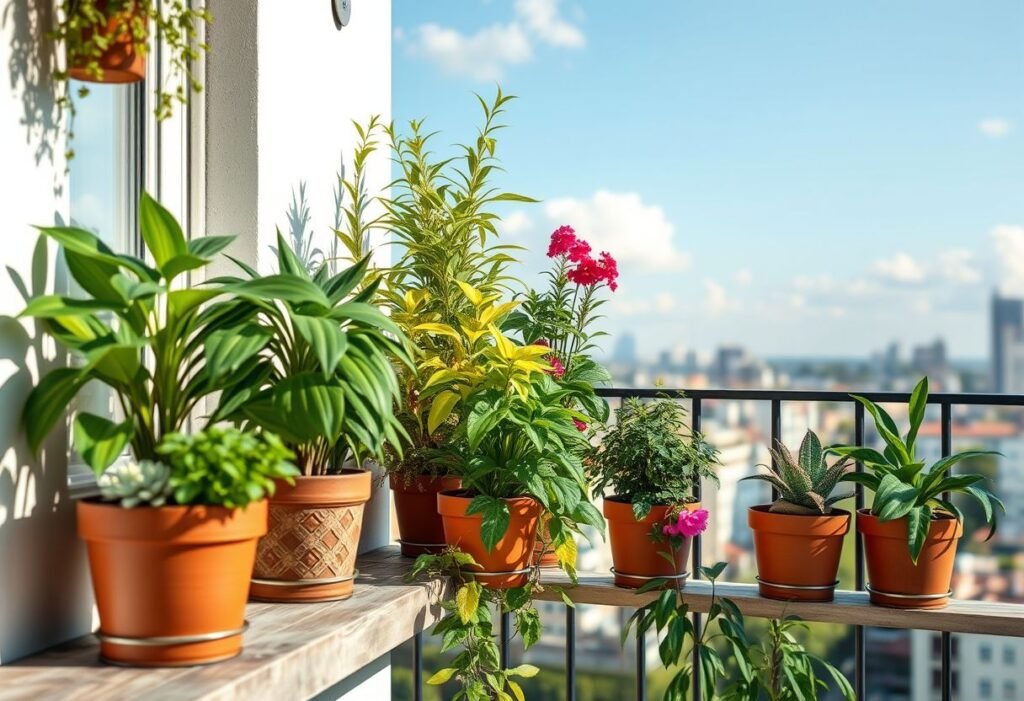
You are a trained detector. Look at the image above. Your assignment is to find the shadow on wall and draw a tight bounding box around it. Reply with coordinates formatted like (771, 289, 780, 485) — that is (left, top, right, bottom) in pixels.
(1, 0, 63, 179)
(0, 237, 93, 664)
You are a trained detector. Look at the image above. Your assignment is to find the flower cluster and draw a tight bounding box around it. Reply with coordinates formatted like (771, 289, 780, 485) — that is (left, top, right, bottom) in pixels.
(662, 508, 710, 538)
(547, 226, 619, 292)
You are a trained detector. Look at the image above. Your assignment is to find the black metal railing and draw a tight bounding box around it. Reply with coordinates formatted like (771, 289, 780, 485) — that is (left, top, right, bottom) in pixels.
(407, 386, 1024, 701)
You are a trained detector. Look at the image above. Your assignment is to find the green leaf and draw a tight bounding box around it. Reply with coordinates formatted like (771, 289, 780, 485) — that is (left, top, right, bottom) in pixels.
(73, 413, 133, 474)
(852, 395, 910, 464)
(906, 505, 932, 564)
(292, 314, 349, 377)
(509, 664, 539, 678)
(873, 473, 918, 522)
(22, 367, 88, 455)
(161, 254, 210, 282)
(467, 496, 510, 552)
(700, 561, 728, 581)
(274, 231, 311, 279)
(204, 325, 273, 380)
(905, 377, 929, 454)
(231, 275, 330, 308)
(455, 582, 480, 624)
(187, 235, 234, 260)
(828, 445, 889, 467)
(139, 191, 188, 269)
(242, 373, 347, 446)
(427, 668, 457, 685)
(38, 225, 156, 280)
(427, 390, 460, 435)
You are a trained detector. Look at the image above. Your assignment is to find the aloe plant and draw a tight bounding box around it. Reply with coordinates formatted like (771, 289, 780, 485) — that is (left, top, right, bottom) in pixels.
(744, 430, 853, 515)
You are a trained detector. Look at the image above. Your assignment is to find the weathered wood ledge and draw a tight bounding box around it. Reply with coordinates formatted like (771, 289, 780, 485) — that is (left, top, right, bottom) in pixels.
(0, 548, 446, 701)
(534, 570, 1024, 638)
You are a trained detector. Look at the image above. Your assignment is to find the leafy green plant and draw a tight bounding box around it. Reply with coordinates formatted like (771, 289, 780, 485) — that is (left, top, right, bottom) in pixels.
(409, 549, 543, 701)
(51, 0, 211, 157)
(831, 377, 1004, 562)
(21, 193, 265, 474)
(97, 459, 172, 507)
(217, 234, 414, 476)
(743, 430, 853, 515)
(589, 397, 720, 520)
(156, 426, 298, 508)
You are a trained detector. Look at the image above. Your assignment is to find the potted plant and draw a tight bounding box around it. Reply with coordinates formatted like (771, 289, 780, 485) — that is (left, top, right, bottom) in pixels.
(376, 90, 537, 557)
(506, 224, 616, 566)
(831, 377, 1003, 608)
(589, 396, 720, 589)
(220, 235, 413, 603)
(21, 194, 298, 665)
(743, 430, 854, 602)
(50, 0, 210, 156)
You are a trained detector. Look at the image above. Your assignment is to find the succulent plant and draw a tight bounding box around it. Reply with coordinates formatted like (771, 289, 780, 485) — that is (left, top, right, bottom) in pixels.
(744, 429, 853, 515)
(98, 460, 173, 508)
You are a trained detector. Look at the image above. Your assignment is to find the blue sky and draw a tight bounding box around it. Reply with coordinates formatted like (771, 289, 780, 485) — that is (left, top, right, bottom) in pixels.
(395, 2, 1024, 360)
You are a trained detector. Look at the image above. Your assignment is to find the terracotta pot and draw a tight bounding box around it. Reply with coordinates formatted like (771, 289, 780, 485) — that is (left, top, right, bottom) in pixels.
(748, 505, 850, 602)
(532, 514, 561, 568)
(68, 0, 147, 84)
(391, 474, 462, 557)
(858, 508, 963, 609)
(77, 499, 266, 667)
(605, 497, 698, 589)
(250, 471, 371, 603)
(437, 490, 540, 589)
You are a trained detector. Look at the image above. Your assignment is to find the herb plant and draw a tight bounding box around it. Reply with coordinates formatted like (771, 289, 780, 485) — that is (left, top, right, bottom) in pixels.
(589, 397, 720, 520)
(743, 429, 853, 515)
(831, 377, 1003, 562)
(21, 193, 264, 475)
(157, 427, 298, 508)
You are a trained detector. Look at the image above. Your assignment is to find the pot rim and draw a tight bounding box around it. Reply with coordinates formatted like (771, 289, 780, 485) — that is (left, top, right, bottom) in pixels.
(271, 470, 372, 506)
(77, 499, 267, 543)
(748, 504, 851, 536)
(437, 490, 540, 518)
(604, 495, 702, 524)
(856, 507, 963, 539)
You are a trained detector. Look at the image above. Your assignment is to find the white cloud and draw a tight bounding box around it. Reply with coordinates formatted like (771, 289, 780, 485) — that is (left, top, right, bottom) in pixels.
(398, 0, 583, 82)
(872, 252, 925, 284)
(501, 211, 533, 236)
(979, 118, 1012, 139)
(403, 22, 531, 81)
(543, 190, 689, 271)
(935, 248, 980, 284)
(993, 225, 1024, 295)
(514, 0, 585, 48)
(655, 293, 676, 312)
(734, 269, 753, 287)
(704, 279, 737, 315)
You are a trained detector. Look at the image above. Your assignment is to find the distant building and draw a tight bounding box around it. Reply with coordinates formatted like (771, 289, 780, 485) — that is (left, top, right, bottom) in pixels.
(611, 332, 637, 365)
(911, 338, 949, 378)
(991, 293, 1024, 393)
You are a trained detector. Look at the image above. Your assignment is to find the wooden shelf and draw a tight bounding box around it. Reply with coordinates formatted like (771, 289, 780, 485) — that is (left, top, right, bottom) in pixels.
(0, 548, 447, 701)
(535, 570, 1024, 638)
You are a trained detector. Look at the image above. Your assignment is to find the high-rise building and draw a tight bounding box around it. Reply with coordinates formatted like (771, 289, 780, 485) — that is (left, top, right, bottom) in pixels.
(611, 332, 637, 365)
(991, 293, 1024, 393)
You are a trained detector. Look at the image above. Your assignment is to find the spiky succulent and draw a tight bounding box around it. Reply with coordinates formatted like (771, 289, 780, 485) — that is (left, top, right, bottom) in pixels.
(745, 429, 853, 515)
(98, 460, 173, 508)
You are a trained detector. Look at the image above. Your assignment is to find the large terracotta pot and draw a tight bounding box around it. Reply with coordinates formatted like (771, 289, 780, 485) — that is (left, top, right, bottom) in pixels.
(605, 497, 698, 589)
(391, 474, 462, 557)
(77, 499, 266, 667)
(858, 508, 962, 609)
(250, 471, 371, 603)
(68, 0, 147, 84)
(438, 490, 540, 589)
(532, 513, 562, 568)
(748, 505, 850, 602)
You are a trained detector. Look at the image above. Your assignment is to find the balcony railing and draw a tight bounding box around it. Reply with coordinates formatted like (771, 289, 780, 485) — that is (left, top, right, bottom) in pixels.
(403, 386, 1024, 701)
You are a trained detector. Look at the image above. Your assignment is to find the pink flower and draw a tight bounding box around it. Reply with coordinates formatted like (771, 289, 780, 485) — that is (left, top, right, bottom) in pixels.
(662, 508, 709, 538)
(534, 338, 550, 348)
(566, 250, 620, 291)
(573, 418, 587, 432)
(546, 355, 565, 378)
(547, 226, 577, 258)
(568, 238, 592, 263)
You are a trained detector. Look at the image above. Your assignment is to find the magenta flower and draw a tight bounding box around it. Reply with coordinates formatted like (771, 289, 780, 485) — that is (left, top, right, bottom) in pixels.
(662, 508, 710, 538)
(573, 418, 588, 432)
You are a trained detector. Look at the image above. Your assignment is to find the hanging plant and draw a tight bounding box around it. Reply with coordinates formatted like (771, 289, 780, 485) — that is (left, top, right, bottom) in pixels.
(49, 0, 211, 157)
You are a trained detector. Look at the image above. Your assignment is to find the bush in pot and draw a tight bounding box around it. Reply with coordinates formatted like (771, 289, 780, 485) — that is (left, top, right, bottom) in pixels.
(743, 429, 854, 601)
(830, 377, 1003, 608)
(589, 396, 719, 589)
(21, 194, 297, 665)
(219, 235, 413, 602)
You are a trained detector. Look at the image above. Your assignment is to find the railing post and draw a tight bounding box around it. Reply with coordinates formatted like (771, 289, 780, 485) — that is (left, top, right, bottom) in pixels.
(566, 605, 576, 701)
(412, 631, 423, 701)
(940, 402, 953, 701)
(691, 396, 703, 701)
(636, 626, 647, 701)
(854, 400, 866, 700)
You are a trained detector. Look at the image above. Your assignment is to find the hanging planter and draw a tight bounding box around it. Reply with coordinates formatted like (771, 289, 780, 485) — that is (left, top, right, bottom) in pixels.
(251, 471, 371, 602)
(391, 474, 462, 557)
(64, 0, 147, 84)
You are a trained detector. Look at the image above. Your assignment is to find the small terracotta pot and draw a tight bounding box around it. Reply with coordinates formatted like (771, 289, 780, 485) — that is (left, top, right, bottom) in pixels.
(748, 505, 850, 602)
(533, 514, 561, 568)
(391, 474, 462, 557)
(438, 490, 540, 589)
(68, 0, 147, 84)
(858, 508, 962, 609)
(77, 499, 267, 667)
(605, 497, 698, 589)
(250, 471, 371, 603)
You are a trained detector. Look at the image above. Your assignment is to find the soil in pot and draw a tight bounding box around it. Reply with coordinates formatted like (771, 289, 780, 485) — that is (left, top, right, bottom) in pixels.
(391, 474, 462, 557)
(858, 508, 963, 609)
(748, 505, 850, 602)
(605, 496, 697, 589)
(250, 470, 371, 603)
(68, 0, 147, 84)
(437, 489, 540, 589)
(77, 499, 267, 667)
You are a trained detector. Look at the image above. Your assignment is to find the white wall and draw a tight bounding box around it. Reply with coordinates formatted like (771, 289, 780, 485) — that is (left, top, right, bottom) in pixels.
(0, 0, 96, 664)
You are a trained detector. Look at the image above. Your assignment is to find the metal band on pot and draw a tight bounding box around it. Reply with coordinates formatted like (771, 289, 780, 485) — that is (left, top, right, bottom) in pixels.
(611, 568, 691, 581)
(250, 570, 359, 587)
(96, 621, 250, 647)
(756, 576, 839, 591)
(865, 584, 952, 600)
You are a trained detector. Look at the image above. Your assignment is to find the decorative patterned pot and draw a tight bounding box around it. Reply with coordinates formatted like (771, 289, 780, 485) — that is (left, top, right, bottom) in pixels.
(250, 471, 371, 603)
(68, 0, 147, 84)
(605, 497, 698, 590)
(77, 499, 266, 666)
(391, 474, 462, 557)
(748, 505, 850, 602)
